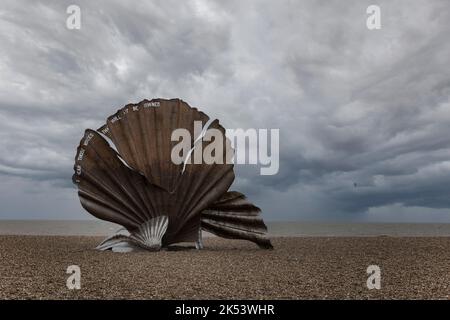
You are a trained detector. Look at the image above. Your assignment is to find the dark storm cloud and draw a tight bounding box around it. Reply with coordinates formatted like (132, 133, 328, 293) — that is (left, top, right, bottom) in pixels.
(1, 0, 450, 221)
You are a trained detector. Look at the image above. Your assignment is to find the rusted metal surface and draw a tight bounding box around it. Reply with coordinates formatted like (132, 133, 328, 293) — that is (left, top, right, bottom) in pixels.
(73, 98, 272, 250)
(201, 191, 273, 249)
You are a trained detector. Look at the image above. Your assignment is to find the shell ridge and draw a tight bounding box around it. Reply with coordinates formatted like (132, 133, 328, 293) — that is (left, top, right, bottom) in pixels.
(181, 166, 234, 223)
(201, 217, 267, 235)
(78, 188, 141, 224)
(85, 133, 150, 222)
(77, 161, 145, 223)
(94, 127, 166, 222)
(79, 195, 138, 230)
(76, 131, 161, 226)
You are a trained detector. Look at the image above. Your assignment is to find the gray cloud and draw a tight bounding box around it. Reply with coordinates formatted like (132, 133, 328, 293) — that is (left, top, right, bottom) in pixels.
(1, 0, 450, 222)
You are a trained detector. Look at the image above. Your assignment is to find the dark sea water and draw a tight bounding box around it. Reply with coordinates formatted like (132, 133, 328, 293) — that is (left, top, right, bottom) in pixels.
(1, 220, 450, 236)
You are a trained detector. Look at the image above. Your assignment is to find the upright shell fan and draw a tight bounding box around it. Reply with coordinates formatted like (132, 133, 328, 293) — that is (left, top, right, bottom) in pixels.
(73, 98, 272, 251)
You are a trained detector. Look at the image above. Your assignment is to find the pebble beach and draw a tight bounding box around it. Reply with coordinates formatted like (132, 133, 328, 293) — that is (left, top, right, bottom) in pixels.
(0, 236, 449, 299)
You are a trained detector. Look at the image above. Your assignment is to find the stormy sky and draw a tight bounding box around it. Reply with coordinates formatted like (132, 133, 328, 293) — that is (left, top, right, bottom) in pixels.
(1, 0, 450, 222)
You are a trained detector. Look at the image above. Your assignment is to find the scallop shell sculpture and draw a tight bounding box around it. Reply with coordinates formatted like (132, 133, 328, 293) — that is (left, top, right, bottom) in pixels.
(73, 98, 273, 251)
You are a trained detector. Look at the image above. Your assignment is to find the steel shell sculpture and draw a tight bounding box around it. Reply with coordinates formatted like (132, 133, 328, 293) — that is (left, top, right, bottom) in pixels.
(73, 98, 272, 251)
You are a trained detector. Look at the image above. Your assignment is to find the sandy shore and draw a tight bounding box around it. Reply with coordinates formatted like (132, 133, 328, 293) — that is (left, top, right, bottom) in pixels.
(0, 236, 449, 299)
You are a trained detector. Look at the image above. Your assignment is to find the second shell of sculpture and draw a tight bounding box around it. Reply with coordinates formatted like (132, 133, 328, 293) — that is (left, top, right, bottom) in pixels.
(73, 98, 273, 251)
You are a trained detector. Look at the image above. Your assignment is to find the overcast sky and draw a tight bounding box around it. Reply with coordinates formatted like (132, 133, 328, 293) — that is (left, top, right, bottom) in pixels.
(1, 0, 450, 222)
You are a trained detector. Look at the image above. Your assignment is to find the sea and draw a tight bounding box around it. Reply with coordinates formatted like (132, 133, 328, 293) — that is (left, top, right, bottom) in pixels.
(1, 220, 450, 237)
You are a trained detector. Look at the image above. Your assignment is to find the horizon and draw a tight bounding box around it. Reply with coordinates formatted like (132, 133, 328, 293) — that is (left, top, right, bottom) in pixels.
(2, 218, 450, 224)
